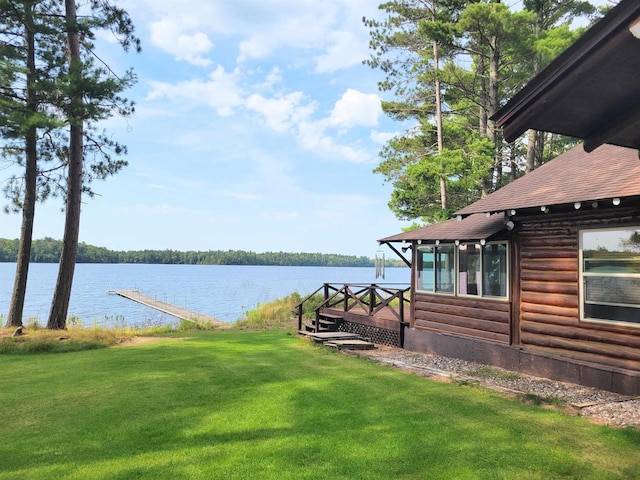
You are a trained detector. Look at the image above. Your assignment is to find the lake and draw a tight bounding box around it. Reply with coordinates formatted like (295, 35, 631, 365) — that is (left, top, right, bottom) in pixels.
(0, 263, 410, 328)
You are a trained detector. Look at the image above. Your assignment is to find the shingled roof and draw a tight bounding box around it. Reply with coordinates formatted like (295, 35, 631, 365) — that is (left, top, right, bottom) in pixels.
(456, 143, 640, 216)
(379, 213, 506, 244)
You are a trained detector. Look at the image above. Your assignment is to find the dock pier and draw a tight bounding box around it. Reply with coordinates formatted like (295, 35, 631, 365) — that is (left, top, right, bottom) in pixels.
(109, 290, 226, 327)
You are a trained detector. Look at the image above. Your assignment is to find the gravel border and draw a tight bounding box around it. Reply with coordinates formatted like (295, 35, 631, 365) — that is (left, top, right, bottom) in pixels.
(344, 345, 640, 429)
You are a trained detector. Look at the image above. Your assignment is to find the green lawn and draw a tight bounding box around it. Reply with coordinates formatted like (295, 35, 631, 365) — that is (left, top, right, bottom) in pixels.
(1, 331, 638, 479)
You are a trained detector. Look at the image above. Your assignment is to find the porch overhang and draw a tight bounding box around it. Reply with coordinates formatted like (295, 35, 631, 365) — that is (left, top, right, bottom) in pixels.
(379, 213, 507, 254)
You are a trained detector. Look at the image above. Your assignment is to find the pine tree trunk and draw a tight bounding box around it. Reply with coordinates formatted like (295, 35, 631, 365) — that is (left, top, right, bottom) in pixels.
(525, 8, 546, 174)
(7, 132, 37, 328)
(47, 0, 83, 330)
(431, 10, 446, 211)
(525, 128, 536, 173)
(488, 35, 499, 182)
(6, 7, 37, 328)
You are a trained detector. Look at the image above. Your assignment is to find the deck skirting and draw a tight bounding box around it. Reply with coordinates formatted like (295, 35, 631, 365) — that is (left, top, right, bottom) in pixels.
(339, 321, 401, 347)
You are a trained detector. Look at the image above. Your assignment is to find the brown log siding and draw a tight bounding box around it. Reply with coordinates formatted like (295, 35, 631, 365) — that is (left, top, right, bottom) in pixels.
(517, 209, 640, 371)
(413, 292, 510, 344)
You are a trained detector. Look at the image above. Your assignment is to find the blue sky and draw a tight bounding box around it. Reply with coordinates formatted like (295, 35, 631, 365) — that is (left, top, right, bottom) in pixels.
(0, 0, 410, 257)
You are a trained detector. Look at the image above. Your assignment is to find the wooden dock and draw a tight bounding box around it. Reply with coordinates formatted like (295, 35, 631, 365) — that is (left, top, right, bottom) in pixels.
(109, 290, 226, 327)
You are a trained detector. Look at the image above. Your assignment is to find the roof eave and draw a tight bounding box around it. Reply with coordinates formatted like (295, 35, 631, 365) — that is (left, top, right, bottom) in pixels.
(492, 0, 640, 144)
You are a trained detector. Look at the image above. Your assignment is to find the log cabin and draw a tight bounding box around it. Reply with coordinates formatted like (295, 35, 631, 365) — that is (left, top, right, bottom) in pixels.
(379, 0, 640, 395)
(379, 145, 640, 395)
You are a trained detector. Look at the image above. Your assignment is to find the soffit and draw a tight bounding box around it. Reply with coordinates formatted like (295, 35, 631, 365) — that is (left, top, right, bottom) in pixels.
(493, 0, 640, 152)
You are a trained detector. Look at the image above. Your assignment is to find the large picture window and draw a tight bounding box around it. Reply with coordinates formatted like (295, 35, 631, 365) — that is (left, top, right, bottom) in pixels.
(581, 228, 640, 326)
(417, 242, 508, 299)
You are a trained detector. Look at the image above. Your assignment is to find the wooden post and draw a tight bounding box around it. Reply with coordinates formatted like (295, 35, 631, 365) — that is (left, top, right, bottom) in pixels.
(399, 290, 405, 348)
(369, 285, 376, 315)
(343, 285, 348, 312)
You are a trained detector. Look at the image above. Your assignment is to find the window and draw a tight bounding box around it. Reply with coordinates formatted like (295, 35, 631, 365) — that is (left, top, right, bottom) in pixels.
(581, 228, 640, 326)
(435, 245, 455, 293)
(483, 243, 508, 297)
(417, 246, 434, 292)
(458, 244, 481, 295)
(417, 242, 508, 298)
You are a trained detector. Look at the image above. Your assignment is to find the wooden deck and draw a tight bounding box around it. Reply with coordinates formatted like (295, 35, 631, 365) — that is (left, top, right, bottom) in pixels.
(295, 283, 411, 347)
(323, 305, 411, 332)
(109, 290, 226, 326)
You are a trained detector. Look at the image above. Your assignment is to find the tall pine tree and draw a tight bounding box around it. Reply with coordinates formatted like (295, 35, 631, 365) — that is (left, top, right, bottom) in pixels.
(47, 0, 139, 329)
(365, 0, 599, 224)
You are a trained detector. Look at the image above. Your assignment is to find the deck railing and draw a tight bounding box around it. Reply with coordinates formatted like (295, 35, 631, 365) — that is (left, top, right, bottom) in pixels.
(294, 283, 411, 340)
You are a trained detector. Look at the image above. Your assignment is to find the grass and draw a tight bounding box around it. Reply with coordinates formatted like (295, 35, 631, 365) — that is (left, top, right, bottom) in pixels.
(467, 365, 522, 381)
(0, 330, 639, 479)
(0, 327, 120, 354)
(236, 291, 324, 331)
(0, 318, 207, 354)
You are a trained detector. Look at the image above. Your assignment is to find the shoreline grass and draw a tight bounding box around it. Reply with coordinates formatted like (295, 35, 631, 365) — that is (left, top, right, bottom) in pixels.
(0, 317, 209, 354)
(0, 291, 309, 354)
(236, 291, 323, 332)
(0, 330, 639, 479)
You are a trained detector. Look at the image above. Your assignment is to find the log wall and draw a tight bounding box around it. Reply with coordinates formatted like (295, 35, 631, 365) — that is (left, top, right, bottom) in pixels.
(413, 292, 511, 344)
(517, 208, 640, 372)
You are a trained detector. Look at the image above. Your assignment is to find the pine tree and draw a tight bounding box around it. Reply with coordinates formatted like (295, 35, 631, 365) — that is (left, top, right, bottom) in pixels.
(47, 0, 139, 329)
(365, 0, 598, 224)
(0, 0, 65, 328)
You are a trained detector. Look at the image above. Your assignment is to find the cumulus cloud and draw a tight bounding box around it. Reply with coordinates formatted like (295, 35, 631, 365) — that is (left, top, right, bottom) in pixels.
(131, 0, 377, 72)
(329, 89, 382, 129)
(297, 121, 372, 164)
(236, 3, 338, 62)
(149, 17, 213, 66)
(259, 67, 283, 91)
(315, 31, 369, 73)
(146, 65, 243, 116)
(245, 92, 317, 133)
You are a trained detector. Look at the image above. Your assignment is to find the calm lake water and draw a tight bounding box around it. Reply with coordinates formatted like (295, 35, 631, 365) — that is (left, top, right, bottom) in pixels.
(0, 263, 409, 328)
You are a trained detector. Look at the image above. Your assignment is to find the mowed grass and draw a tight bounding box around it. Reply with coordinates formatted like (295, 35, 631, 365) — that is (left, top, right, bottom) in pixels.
(0, 331, 638, 479)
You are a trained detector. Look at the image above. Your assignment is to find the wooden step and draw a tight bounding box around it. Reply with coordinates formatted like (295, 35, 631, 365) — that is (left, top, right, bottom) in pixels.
(325, 339, 376, 350)
(299, 331, 361, 343)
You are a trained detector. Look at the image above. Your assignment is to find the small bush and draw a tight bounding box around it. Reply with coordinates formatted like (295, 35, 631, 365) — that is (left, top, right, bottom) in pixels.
(236, 291, 324, 331)
(26, 317, 41, 329)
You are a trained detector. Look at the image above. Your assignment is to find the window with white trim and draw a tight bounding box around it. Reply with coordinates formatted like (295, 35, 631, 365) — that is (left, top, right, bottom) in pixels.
(417, 242, 508, 298)
(580, 227, 640, 326)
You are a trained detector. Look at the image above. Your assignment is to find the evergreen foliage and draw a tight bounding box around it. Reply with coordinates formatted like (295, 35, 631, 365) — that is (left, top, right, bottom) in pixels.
(365, 0, 600, 224)
(0, 237, 392, 267)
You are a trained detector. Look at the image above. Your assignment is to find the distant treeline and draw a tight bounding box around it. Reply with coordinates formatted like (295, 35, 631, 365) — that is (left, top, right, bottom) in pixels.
(0, 237, 403, 267)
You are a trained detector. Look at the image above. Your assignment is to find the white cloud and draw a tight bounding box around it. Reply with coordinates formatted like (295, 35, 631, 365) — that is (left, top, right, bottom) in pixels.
(329, 89, 382, 129)
(146, 65, 243, 116)
(297, 121, 372, 164)
(262, 68, 283, 90)
(370, 130, 398, 145)
(149, 17, 213, 66)
(315, 30, 369, 74)
(236, 3, 339, 62)
(245, 92, 317, 133)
